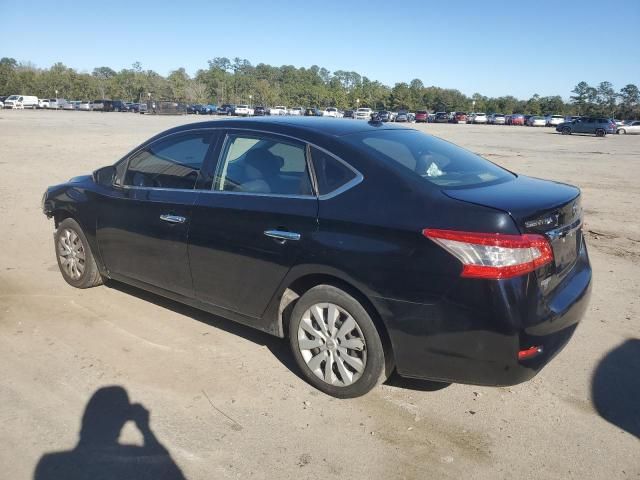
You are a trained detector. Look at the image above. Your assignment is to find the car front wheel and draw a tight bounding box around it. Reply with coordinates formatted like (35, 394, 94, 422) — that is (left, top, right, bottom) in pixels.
(54, 218, 103, 289)
(288, 285, 387, 398)
(617, 128, 626, 135)
(562, 126, 571, 135)
(595, 128, 606, 137)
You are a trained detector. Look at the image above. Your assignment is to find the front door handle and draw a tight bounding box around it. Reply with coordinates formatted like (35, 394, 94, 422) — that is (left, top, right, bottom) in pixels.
(160, 214, 187, 224)
(264, 230, 301, 242)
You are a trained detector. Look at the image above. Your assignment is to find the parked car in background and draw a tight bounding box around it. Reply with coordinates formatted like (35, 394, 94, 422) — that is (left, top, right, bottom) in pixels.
(355, 107, 373, 120)
(234, 104, 254, 116)
(38, 98, 50, 109)
(415, 110, 429, 123)
(42, 117, 592, 398)
(90, 100, 105, 111)
(190, 104, 214, 115)
(395, 110, 409, 122)
(616, 120, 640, 134)
(433, 112, 449, 123)
(523, 115, 533, 125)
(322, 107, 342, 118)
(289, 107, 304, 116)
(270, 106, 287, 116)
(452, 112, 467, 124)
(472, 112, 488, 124)
(343, 109, 355, 119)
(3, 95, 39, 109)
(489, 113, 506, 125)
(376, 110, 393, 122)
(253, 106, 267, 116)
(64, 101, 78, 110)
(304, 107, 322, 116)
(0, 99, 3, 109)
(528, 116, 547, 127)
(556, 117, 616, 136)
(77, 101, 92, 111)
(546, 115, 565, 127)
(217, 104, 236, 115)
(111, 100, 129, 112)
(139, 103, 148, 114)
(509, 114, 525, 126)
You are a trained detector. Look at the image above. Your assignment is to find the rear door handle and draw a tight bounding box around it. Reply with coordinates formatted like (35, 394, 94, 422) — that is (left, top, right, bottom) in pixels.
(264, 230, 301, 242)
(160, 214, 187, 224)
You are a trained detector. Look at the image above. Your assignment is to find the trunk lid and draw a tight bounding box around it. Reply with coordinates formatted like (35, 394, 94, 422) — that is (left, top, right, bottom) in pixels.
(443, 175, 583, 280)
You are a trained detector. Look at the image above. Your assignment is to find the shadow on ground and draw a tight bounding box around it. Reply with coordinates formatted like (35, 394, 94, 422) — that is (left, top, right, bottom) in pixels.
(34, 386, 186, 480)
(106, 281, 450, 393)
(591, 338, 640, 438)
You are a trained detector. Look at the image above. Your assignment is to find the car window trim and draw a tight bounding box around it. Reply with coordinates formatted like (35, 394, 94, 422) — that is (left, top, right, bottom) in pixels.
(113, 126, 363, 199)
(213, 130, 316, 198)
(115, 128, 218, 189)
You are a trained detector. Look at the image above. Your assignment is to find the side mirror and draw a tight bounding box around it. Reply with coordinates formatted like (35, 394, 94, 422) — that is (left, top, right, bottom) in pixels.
(93, 165, 116, 187)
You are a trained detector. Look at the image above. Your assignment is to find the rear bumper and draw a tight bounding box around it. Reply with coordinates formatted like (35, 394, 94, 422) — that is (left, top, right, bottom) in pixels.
(373, 238, 592, 386)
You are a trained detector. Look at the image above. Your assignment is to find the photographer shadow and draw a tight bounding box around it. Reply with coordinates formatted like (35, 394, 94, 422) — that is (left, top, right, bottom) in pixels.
(34, 386, 186, 480)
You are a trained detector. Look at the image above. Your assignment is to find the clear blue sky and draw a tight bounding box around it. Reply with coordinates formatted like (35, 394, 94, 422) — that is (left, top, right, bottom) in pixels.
(2, 0, 638, 99)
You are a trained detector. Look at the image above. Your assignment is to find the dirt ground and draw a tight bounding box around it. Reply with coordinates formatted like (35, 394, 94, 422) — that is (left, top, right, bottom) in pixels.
(1, 110, 638, 480)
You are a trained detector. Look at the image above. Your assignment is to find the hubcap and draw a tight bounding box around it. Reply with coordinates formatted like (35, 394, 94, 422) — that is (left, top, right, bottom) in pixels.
(57, 228, 86, 280)
(297, 303, 367, 386)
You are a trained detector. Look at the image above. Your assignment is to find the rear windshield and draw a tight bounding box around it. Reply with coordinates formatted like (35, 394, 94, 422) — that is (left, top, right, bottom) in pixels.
(344, 129, 514, 188)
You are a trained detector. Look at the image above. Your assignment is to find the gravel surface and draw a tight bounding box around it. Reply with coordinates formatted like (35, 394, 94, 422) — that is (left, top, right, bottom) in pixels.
(1, 110, 638, 480)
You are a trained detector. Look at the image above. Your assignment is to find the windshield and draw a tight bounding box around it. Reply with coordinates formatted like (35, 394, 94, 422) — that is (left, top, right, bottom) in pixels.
(7, 95, 19, 100)
(344, 129, 514, 188)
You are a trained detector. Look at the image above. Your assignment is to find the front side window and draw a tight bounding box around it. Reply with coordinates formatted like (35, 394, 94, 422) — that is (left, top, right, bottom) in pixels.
(215, 134, 312, 196)
(123, 132, 212, 189)
(344, 129, 513, 189)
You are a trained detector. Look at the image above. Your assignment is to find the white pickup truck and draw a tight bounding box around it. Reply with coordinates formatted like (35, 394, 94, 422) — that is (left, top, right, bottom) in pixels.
(234, 105, 254, 116)
(270, 105, 287, 116)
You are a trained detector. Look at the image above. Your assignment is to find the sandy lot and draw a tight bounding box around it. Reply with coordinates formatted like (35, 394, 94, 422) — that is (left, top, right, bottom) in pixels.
(1, 110, 638, 479)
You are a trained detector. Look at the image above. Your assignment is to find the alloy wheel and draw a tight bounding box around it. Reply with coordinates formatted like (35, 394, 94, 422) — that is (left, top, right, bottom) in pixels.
(296, 302, 367, 387)
(57, 228, 86, 280)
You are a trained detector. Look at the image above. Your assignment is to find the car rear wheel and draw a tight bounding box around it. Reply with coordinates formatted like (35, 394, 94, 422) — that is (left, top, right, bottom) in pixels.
(618, 128, 626, 135)
(562, 126, 571, 135)
(288, 285, 387, 398)
(595, 128, 606, 137)
(55, 218, 103, 289)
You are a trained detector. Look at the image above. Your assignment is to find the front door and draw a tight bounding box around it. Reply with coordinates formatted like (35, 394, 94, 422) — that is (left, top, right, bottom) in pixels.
(97, 130, 216, 297)
(189, 131, 318, 321)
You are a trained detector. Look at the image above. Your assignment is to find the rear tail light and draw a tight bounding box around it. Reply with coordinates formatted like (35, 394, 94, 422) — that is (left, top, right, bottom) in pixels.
(518, 346, 543, 360)
(422, 229, 554, 279)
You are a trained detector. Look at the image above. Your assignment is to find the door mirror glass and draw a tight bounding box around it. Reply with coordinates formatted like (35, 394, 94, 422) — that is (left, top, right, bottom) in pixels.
(93, 165, 116, 186)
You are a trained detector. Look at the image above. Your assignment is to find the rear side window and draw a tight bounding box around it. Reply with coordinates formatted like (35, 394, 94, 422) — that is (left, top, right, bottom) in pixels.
(215, 134, 313, 196)
(310, 147, 357, 195)
(344, 129, 513, 188)
(123, 132, 212, 189)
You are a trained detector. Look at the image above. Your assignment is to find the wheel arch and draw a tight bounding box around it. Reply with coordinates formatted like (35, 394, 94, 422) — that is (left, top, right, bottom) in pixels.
(270, 270, 396, 372)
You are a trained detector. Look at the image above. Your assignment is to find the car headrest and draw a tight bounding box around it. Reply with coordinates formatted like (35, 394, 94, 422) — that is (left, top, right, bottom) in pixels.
(243, 148, 284, 179)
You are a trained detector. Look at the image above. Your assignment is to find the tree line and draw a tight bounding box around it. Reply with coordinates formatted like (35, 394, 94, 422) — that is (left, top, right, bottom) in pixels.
(1, 57, 638, 118)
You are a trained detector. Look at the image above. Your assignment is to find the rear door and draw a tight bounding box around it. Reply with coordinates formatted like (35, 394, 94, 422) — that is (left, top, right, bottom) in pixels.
(97, 130, 218, 297)
(189, 130, 318, 320)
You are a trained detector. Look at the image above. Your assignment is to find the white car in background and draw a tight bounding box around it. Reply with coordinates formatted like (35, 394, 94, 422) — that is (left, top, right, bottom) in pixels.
(3, 95, 39, 109)
(617, 120, 640, 134)
(270, 105, 287, 115)
(489, 113, 506, 125)
(546, 115, 565, 127)
(472, 112, 488, 124)
(288, 107, 304, 116)
(39, 98, 50, 109)
(48, 98, 67, 110)
(322, 107, 343, 118)
(528, 116, 547, 127)
(234, 104, 254, 116)
(355, 107, 373, 120)
(64, 101, 78, 110)
(77, 101, 92, 111)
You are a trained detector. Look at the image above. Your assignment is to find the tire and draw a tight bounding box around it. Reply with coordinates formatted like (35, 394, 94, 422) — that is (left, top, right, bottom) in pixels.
(618, 129, 626, 135)
(595, 128, 606, 137)
(288, 285, 387, 398)
(562, 126, 571, 135)
(54, 218, 103, 289)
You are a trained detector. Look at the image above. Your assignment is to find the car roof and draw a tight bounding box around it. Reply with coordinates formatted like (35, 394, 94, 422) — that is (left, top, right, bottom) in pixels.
(167, 116, 412, 137)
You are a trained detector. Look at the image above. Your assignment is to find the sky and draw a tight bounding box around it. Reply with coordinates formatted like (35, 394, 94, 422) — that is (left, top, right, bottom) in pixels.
(2, 0, 638, 99)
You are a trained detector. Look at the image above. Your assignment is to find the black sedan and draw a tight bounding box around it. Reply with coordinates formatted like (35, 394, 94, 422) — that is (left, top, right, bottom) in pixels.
(42, 117, 591, 398)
